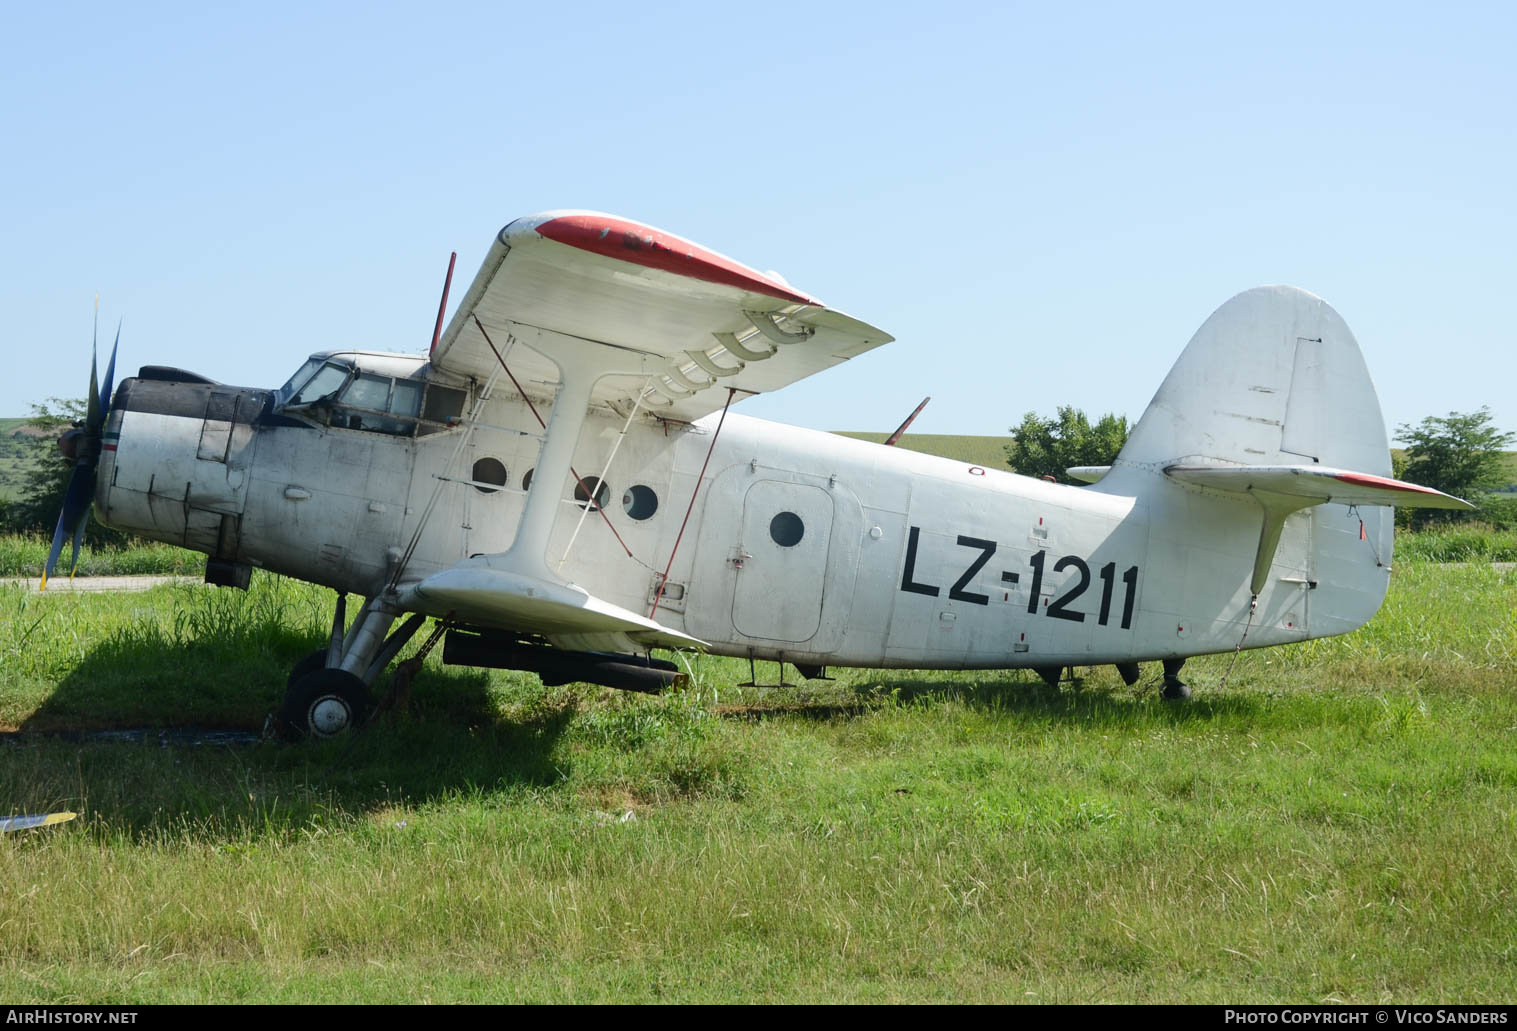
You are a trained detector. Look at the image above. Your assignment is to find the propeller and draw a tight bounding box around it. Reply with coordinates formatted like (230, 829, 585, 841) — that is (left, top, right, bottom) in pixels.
(41, 302, 119, 589)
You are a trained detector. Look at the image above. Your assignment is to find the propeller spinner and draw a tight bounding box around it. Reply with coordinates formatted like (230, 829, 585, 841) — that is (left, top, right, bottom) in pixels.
(41, 307, 119, 589)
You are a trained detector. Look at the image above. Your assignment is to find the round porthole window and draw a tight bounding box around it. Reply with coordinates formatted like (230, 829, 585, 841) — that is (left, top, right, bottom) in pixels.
(623, 484, 659, 521)
(769, 511, 804, 547)
(522, 468, 534, 491)
(471, 457, 507, 494)
(573, 476, 612, 511)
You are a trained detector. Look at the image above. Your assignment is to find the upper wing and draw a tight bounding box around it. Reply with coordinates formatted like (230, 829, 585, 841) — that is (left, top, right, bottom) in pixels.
(430, 211, 893, 422)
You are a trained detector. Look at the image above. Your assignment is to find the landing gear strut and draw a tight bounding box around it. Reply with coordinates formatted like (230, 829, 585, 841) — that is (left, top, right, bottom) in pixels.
(276, 592, 426, 740)
(1161, 658, 1191, 701)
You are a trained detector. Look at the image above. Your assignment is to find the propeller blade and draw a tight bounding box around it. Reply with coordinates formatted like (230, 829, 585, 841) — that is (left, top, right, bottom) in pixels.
(85, 302, 101, 432)
(97, 322, 120, 430)
(40, 459, 97, 590)
(42, 303, 120, 590)
(0, 811, 78, 833)
(40, 508, 69, 592)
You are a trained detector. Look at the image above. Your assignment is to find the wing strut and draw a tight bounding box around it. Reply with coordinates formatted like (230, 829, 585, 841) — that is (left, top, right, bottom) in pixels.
(470, 314, 641, 565)
(556, 376, 654, 571)
(650, 387, 736, 619)
(388, 357, 504, 590)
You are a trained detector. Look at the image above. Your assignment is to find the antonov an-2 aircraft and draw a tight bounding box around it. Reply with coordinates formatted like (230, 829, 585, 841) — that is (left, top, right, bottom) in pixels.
(45, 211, 1469, 738)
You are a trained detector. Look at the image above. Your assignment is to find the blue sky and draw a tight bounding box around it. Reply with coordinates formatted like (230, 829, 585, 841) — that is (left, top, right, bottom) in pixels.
(3, 2, 1512, 442)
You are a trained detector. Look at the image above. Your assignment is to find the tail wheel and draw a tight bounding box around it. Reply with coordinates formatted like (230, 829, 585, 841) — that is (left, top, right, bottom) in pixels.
(279, 668, 373, 740)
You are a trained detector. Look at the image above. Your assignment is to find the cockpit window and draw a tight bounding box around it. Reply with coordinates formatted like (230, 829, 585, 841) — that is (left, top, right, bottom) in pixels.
(392, 380, 423, 420)
(343, 373, 392, 411)
(274, 355, 465, 438)
(288, 362, 352, 406)
(276, 359, 323, 406)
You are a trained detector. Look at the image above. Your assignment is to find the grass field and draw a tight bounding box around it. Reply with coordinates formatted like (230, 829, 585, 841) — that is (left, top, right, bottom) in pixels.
(1, 544, 1514, 1002)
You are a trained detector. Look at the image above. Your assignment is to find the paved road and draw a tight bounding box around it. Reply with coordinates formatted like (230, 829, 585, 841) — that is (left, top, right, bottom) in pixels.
(0, 575, 203, 593)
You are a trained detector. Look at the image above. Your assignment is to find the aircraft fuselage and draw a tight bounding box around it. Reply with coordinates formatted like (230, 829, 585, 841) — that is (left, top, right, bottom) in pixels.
(97, 351, 1389, 674)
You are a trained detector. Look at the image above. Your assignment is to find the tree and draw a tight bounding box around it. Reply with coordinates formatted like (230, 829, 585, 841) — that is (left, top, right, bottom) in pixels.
(1395, 407, 1515, 528)
(1006, 407, 1129, 484)
(3, 397, 131, 548)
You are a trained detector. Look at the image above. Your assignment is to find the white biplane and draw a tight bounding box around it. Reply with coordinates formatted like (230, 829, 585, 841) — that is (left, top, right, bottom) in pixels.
(45, 211, 1469, 737)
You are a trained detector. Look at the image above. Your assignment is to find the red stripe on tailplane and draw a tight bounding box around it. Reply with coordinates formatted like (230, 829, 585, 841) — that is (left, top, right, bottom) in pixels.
(1331, 471, 1446, 496)
(534, 214, 818, 306)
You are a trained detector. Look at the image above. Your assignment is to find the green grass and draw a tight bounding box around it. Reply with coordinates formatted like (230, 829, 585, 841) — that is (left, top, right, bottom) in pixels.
(0, 534, 202, 577)
(0, 550, 1515, 1001)
(1394, 525, 1517, 562)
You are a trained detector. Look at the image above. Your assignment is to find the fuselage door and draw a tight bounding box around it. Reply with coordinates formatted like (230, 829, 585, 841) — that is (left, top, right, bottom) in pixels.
(731, 480, 835, 643)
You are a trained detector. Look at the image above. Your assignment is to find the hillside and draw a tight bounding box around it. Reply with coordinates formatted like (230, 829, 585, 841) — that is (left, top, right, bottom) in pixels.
(0, 417, 46, 502)
(832, 432, 1012, 469)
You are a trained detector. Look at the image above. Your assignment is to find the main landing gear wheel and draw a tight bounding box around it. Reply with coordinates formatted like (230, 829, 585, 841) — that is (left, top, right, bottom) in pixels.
(279, 668, 373, 740)
(287, 649, 328, 690)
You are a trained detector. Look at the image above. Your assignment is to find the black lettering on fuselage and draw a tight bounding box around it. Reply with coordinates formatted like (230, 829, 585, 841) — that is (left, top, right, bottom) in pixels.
(900, 525, 940, 597)
(949, 535, 996, 605)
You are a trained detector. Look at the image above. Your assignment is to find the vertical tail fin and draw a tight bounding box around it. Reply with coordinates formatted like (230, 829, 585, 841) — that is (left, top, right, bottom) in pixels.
(1107, 285, 1389, 477)
(1099, 286, 1467, 648)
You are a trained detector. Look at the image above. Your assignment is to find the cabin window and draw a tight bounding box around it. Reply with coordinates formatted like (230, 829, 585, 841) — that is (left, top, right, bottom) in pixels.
(471, 457, 508, 494)
(769, 511, 805, 547)
(573, 476, 611, 511)
(623, 484, 658, 521)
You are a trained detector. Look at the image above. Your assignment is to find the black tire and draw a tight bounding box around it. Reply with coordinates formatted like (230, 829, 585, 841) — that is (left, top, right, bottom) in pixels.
(287, 648, 329, 690)
(279, 668, 373, 740)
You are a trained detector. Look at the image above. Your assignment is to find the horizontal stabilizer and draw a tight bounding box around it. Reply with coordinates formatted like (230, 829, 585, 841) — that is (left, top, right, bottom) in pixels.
(1164, 464, 1472, 510)
(398, 566, 704, 652)
(1067, 465, 1110, 484)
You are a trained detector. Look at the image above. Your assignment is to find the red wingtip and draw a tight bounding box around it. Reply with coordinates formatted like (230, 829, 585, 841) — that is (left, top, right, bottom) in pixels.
(534, 214, 819, 306)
